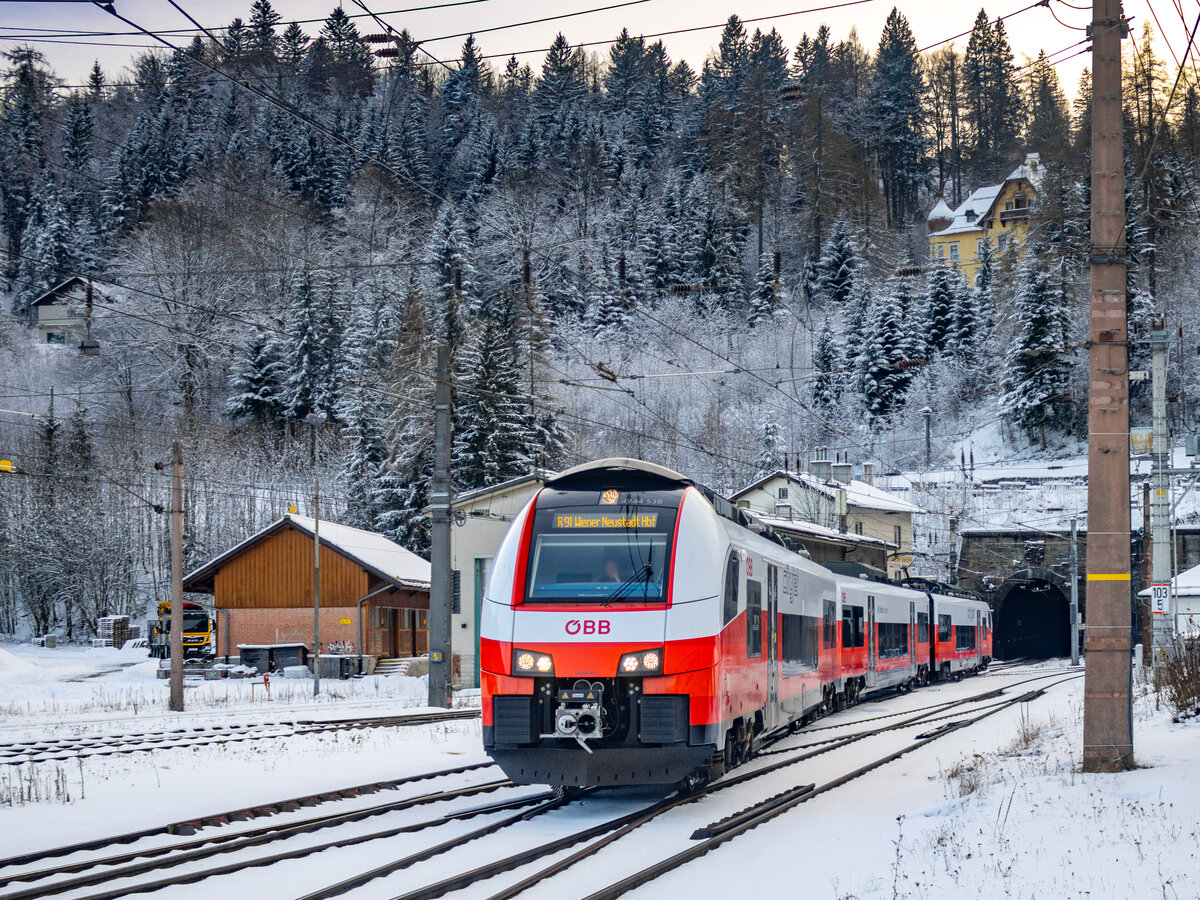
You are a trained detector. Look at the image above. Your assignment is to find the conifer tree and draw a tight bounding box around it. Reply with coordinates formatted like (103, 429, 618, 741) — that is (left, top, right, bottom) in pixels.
(869, 8, 927, 226)
(922, 262, 957, 357)
(814, 217, 860, 305)
(342, 387, 388, 529)
(225, 328, 285, 425)
(963, 10, 1021, 175)
(748, 251, 779, 326)
(811, 317, 842, 408)
(1001, 251, 1071, 439)
(375, 416, 433, 555)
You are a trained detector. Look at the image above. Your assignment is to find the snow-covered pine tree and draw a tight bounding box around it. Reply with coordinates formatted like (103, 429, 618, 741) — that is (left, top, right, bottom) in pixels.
(1001, 252, 1071, 440)
(748, 250, 779, 326)
(453, 313, 535, 491)
(754, 420, 783, 478)
(811, 317, 842, 408)
(814, 217, 859, 305)
(425, 207, 477, 351)
(282, 273, 339, 422)
(342, 387, 388, 529)
(374, 415, 434, 556)
(922, 261, 957, 358)
(225, 327, 285, 426)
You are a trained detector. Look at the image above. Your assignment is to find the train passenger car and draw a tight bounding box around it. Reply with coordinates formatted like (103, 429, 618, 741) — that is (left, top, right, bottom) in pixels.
(929, 592, 992, 678)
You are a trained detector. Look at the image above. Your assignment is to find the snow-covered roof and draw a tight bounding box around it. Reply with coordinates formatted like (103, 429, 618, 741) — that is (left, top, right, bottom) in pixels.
(929, 153, 1043, 237)
(453, 471, 553, 506)
(1137, 563, 1200, 597)
(745, 510, 895, 548)
(927, 197, 953, 222)
(935, 185, 1002, 236)
(732, 470, 924, 514)
(184, 514, 430, 593)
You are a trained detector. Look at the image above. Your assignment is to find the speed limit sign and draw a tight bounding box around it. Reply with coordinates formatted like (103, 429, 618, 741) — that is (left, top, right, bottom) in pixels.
(1151, 584, 1169, 615)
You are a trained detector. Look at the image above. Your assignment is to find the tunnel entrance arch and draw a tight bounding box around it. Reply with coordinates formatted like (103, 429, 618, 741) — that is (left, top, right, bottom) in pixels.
(993, 568, 1072, 659)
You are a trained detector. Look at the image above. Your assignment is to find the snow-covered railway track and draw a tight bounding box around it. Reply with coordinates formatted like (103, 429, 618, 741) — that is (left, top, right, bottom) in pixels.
(0, 708, 480, 766)
(273, 675, 1079, 900)
(0, 768, 534, 900)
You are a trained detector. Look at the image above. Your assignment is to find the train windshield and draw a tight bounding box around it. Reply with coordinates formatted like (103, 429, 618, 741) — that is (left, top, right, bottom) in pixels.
(525, 489, 681, 604)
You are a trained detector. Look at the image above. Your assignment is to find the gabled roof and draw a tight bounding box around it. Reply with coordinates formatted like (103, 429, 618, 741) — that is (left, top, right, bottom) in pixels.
(743, 509, 895, 549)
(30, 275, 89, 308)
(184, 514, 430, 593)
(453, 471, 554, 506)
(731, 470, 924, 514)
(929, 153, 1044, 237)
(1138, 562, 1200, 598)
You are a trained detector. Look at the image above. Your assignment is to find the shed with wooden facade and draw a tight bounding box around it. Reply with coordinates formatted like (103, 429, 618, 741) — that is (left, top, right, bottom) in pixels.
(183, 514, 431, 661)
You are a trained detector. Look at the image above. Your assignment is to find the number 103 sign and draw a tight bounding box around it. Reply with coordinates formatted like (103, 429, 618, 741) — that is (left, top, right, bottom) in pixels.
(1151, 584, 1169, 615)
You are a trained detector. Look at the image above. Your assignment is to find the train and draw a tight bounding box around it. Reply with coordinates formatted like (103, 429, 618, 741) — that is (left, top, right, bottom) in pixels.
(480, 458, 992, 790)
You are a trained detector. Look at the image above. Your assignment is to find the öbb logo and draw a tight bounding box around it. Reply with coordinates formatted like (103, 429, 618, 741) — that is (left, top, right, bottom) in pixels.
(565, 619, 610, 636)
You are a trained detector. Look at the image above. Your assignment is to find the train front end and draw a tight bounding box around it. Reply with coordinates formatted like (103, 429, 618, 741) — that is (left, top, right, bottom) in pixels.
(480, 459, 721, 788)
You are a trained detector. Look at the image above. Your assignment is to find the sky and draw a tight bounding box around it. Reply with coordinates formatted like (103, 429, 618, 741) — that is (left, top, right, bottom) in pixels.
(0, 1, 1186, 99)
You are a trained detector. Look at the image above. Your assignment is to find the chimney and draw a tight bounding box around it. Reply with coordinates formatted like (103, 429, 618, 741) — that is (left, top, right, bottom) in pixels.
(862, 463, 874, 486)
(811, 458, 832, 481)
(831, 463, 852, 484)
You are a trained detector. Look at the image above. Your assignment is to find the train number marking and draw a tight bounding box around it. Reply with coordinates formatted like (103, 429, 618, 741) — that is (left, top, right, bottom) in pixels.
(566, 619, 610, 636)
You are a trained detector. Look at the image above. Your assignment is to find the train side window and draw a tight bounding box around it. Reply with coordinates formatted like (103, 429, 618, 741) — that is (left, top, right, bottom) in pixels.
(938, 614, 952, 643)
(823, 599, 836, 647)
(956, 623, 976, 651)
(841, 605, 864, 648)
(746, 579, 762, 658)
(878, 622, 908, 658)
(917, 611, 929, 643)
(723, 552, 739, 625)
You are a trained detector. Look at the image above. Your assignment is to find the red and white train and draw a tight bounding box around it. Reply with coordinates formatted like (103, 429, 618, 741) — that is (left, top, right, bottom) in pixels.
(481, 459, 992, 789)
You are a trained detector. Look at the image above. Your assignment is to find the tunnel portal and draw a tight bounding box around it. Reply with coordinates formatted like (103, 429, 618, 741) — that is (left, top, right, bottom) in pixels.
(993, 570, 1072, 660)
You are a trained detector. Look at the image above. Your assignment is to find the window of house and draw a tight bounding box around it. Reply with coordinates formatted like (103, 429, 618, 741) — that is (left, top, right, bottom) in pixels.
(778, 487, 789, 500)
(854, 521, 863, 535)
(949, 243, 959, 261)
(894, 525, 902, 546)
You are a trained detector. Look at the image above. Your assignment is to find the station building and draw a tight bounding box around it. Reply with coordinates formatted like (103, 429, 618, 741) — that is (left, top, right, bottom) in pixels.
(183, 514, 430, 661)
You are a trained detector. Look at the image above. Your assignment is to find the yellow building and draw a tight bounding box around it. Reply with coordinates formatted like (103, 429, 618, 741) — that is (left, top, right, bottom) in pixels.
(927, 152, 1043, 284)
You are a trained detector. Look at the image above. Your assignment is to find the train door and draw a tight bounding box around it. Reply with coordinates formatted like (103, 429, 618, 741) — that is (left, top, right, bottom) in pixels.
(909, 601, 916, 672)
(867, 595, 876, 681)
(766, 565, 779, 731)
(976, 609, 983, 664)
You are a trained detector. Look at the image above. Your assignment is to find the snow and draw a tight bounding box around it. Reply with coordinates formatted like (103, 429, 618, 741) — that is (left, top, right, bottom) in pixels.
(2, 654, 1197, 900)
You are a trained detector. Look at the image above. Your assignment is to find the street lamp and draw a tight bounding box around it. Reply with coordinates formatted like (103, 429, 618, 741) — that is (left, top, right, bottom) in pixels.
(305, 410, 327, 697)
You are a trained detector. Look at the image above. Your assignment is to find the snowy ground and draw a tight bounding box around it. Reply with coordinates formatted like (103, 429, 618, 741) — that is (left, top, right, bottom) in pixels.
(0, 649, 1196, 900)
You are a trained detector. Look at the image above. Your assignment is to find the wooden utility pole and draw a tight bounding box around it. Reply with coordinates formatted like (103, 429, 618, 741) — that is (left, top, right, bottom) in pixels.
(169, 440, 184, 712)
(1083, 0, 1134, 771)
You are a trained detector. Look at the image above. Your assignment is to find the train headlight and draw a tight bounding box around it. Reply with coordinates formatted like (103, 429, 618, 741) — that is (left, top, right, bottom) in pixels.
(617, 648, 664, 675)
(513, 649, 554, 676)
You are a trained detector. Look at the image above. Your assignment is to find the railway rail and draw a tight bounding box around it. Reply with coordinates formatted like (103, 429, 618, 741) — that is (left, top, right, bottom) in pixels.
(0, 708, 480, 766)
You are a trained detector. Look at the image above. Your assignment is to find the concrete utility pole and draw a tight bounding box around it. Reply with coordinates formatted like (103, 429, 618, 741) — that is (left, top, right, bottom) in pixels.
(428, 345, 453, 708)
(1149, 323, 1172, 660)
(306, 411, 327, 697)
(1083, 0, 1134, 771)
(169, 440, 184, 712)
(1070, 517, 1080, 666)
